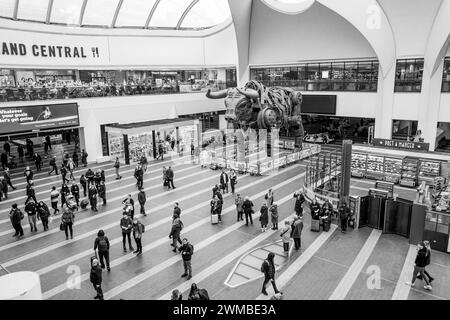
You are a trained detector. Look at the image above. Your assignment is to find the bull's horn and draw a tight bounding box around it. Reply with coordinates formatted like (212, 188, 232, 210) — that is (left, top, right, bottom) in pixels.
(206, 89, 228, 99)
(237, 88, 259, 100)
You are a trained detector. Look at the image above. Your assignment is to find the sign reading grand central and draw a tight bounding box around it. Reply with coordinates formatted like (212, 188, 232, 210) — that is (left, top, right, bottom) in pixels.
(1, 42, 100, 59)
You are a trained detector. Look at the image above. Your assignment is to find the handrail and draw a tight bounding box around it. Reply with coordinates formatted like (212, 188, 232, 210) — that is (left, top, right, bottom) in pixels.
(0, 264, 10, 274)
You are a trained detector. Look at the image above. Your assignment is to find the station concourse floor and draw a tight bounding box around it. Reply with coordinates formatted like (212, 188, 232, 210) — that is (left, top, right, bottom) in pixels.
(0, 143, 449, 300)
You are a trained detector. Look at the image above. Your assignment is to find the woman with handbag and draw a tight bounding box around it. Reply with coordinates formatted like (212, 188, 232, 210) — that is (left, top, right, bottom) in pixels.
(61, 206, 75, 240)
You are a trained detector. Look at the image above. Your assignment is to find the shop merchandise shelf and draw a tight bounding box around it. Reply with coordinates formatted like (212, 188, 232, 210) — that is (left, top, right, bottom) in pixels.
(365, 155, 384, 180)
(351, 153, 367, 178)
(384, 157, 402, 183)
(400, 157, 420, 188)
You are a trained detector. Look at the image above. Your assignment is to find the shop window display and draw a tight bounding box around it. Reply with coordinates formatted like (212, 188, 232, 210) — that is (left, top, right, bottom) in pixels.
(395, 59, 423, 92)
(442, 57, 450, 92)
(128, 134, 154, 163)
(108, 133, 125, 163)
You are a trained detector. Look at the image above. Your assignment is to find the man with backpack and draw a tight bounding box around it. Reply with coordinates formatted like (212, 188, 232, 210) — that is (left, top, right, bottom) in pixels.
(120, 212, 134, 253)
(9, 203, 24, 238)
(94, 230, 111, 272)
(179, 238, 194, 280)
(133, 218, 145, 256)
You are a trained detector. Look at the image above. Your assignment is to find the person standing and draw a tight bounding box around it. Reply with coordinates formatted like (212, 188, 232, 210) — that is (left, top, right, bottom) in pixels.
(67, 158, 75, 180)
(90, 258, 104, 300)
(210, 195, 222, 223)
(25, 183, 37, 204)
(85, 169, 94, 188)
(280, 220, 292, 255)
(140, 154, 148, 172)
(49, 156, 58, 176)
(157, 143, 164, 160)
(24, 166, 34, 185)
(3, 141, 10, 156)
(261, 252, 280, 296)
(406, 243, 432, 290)
(242, 196, 254, 226)
(60, 165, 69, 184)
(291, 215, 303, 250)
(114, 157, 122, 180)
(173, 202, 181, 218)
(17, 145, 24, 163)
(24, 200, 38, 232)
(72, 150, 79, 168)
(122, 194, 135, 219)
(259, 202, 269, 232)
(88, 184, 98, 212)
(98, 181, 106, 206)
(61, 206, 75, 240)
(33, 152, 42, 172)
(170, 214, 183, 252)
(1, 176, 8, 200)
(167, 166, 175, 189)
(50, 186, 60, 215)
(270, 202, 279, 230)
(230, 169, 237, 194)
(339, 202, 349, 233)
(138, 188, 147, 216)
(4, 168, 17, 190)
(265, 189, 274, 206)
(37, 201, 50, 231)
(310, 197, 321, 221)
(81, 149, 88, 167)
(132, 218, 144, 256)
(134, 165, 144, 189)
(71, 183, 80, 206)
(219, 170, 229, 194)
(1, 152, 7, 170)
(162, 166, 168, 188)
(293, 191, 305, 217)
(94, 230, 111, 272)
(179, 238, 194, 280)
(120, 212, 134, 252)
(45, 135, 52, 150)
(235, 193, 244, 222)
(9, 203, 24, 238)
(80, 174, 87, 197)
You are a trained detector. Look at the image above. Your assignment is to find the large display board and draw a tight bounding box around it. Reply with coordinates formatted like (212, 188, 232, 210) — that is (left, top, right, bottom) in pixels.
(0, 103, 79, 134)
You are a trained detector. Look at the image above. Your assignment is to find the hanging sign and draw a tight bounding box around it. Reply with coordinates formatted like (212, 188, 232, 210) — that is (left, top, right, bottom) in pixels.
(373, 138, 429, 151)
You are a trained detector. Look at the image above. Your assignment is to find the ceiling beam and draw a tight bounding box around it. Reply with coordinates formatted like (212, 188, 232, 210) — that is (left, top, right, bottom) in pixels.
(46, 0, 54, 24)
(78, 0, 88, 26)
(145, 0, 161, 29)
(12, 0, 19, 20)
(176, 0, 199, 30)
(111, 0, 124, 28)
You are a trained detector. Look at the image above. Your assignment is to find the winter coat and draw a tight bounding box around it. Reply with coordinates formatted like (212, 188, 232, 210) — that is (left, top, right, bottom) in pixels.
(170, 218, 183, 239)
(50, 189, 60, 203)
(270, 204, 278, 223)
(294, 194, 305, 214)
(259, 204, 269, 225)
(61, 210, 74, 224)
(235, 197, 244, 212)
(291, 218, 303, 239)
(133, 222, 145, 239)
(265, 192, 274, 206)
(262, 259, 275, 279)
(415, 248, 428, 268)
(26, 185, 35, 197)
(90, 265, 102, 285)
(242, 199, 254, 214)
(180, 243, 193, 261)
(120, 216, 133, 234)
(9, 208, 24, 225)
(71, 184, 80, 196)
(25, 202, 38, 216)
(138, 191, 146, 205)
(280, 226, 291, 243)
(97, 184, 106, 198)
(166, 168, 174, 179)
(220, 173, 229, 186)
(37, 203, 50, 219)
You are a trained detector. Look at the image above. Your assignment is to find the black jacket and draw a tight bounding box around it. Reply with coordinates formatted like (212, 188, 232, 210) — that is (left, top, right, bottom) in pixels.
(262, 259, 275, 279)
(25, 202, 38, 216)
(179, 243, 193, 261)
(415, 249, 428, 268)
(71, 184, 80, 195)
(138, 191, 146, 204)
(90, 265, 102, 285)
(242, 199, 254, 214)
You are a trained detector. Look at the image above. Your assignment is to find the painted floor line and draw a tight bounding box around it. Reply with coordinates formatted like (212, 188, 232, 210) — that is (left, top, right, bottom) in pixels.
(0, 170, 229, 254)
(391, 245, 417, 300)
(0, 166, 199, 236)
(256, 224, 338, 300)
(43, 173, 304, 299)
(328, 229, 382, 300)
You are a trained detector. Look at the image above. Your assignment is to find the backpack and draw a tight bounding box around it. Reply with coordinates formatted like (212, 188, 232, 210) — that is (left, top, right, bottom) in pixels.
(98, 237, 108, 251)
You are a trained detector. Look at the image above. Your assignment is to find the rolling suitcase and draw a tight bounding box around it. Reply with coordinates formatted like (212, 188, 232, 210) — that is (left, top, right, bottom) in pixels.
(310, 219, 320, 232)
(211, 213, 219, 225)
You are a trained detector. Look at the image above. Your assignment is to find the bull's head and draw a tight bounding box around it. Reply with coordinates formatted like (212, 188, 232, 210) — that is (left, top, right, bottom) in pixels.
(206, 87, 260, 124)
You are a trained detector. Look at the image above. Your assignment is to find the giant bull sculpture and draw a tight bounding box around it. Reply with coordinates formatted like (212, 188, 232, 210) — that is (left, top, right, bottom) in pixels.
(206, 80, 304, 147)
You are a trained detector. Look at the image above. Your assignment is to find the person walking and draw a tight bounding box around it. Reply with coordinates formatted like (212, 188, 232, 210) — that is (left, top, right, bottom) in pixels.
(90, 258, 104, 300)
(4, 168, 17, 190)
(291, 215, 303, 250)
(37, 201, 50, 231)
(179, 238, 194, 280)
(50, 186, 60, 215)
(134, 165, 143, 189)
(167, 166, 175, 189)
(417, 240, 434, 284)
(25, 183, 37, 204)
(49, 156, 58, 176)
(293, 191, 305, 218)
(3, 141, 10, 156)
(219, 170, 229, 194)
(98, 181, 106, 206)
(170, 214, 183, 252)
(61, 206, 75, 240)
(94, 230, 111, 272)
(120, 212, 134, 252)
(67, 158, 75, 180)
(88, 184, 98, 212)
(71, 183, 80, 206)
(406, 242, 432, 290)
(132, 218, 144, 256)
(45, 135, 52, 150)
(261, 252, 280, 296)
(1, 151, 7, 170)
(81, 149, 88, 167)
(235, 193, 244, 222)
(1, 176, 8, 200)
(210, 195, 223, 223)
(259, 202, 269, 232)
(162, 166, 168, 188)
(60, 183, 70, 209)
(80, 174, 87, 197)
(157, 143, 164, 160)
(173, 202, 181, 218)
(17, 145, 24, 163)
(72, 150, 79, 168)
(280, 220, 292, 255)
(85, 169, 94, 188)
(140, 154, 148, 172)
(33, 152, 42, 172)
(114, 157, 122, 180)
(60, 165, 70, 184)
(265, 189, 274, 206)
(9, 203, 24, 238)
(230, 169, 237, 194)
(242, 196, 254, 226)
(122, 194, 135, 219)
(339, 202, 349, 233)
(24, 166, 34, 185)
(270, 202, 279, 230)
(138, 188, 147, 216)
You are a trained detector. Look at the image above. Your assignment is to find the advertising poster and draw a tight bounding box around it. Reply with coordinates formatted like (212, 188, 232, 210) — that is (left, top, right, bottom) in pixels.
(0, 103, 79, 134)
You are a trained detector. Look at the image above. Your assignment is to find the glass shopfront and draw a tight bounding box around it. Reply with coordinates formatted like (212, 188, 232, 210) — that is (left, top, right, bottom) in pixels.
(442, 57, 450, 92)
(394, 58, 424, 92)
(250, 59, 379, 92)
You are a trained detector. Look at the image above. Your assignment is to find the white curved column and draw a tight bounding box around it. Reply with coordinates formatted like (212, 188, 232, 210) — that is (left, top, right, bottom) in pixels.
(0, 271, 42, 300)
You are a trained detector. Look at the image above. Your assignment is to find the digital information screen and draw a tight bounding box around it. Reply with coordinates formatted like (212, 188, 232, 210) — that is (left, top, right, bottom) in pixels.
(0, 103, 79, 134)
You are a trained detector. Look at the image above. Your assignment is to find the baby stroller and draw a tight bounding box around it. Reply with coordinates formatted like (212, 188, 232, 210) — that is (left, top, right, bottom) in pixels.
(65, 194, 78, 211)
